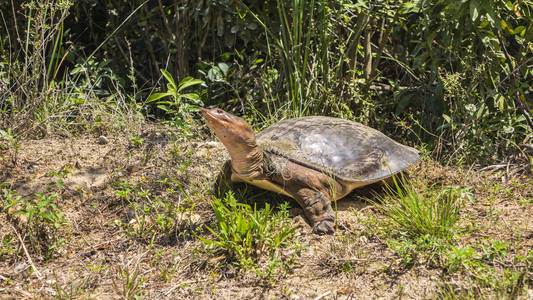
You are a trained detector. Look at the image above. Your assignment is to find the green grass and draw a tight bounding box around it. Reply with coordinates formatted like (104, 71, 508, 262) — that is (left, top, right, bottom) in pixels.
(365, 174, 531, 298)
(199, 192, 297, 274)
(111, 177, 200, 245)
(372, 175, 470, 240)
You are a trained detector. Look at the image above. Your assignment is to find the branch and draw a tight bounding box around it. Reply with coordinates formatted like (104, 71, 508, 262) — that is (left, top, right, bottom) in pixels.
(10, 223, 43, 280)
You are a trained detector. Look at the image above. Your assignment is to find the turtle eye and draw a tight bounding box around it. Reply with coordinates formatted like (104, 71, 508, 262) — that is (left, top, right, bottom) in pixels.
(216, 109, 224, 114)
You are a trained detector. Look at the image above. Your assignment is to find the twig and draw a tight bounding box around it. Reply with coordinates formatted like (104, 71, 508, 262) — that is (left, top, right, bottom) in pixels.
(10, 223, 43, 280)
(505, 160, 511, 183)
(362, 17, 373, 83)
(478, 164, 507, 172)
(164, 280, 201, 296)
(314, 291, 332, 300)
(363, 5, 402, 95)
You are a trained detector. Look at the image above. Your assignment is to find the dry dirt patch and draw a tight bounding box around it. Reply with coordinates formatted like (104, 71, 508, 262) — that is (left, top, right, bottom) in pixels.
(0, 129, 532, 299)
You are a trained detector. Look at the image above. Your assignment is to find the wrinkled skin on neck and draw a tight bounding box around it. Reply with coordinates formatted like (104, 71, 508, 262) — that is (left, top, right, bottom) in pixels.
(200, 108, 264, 178)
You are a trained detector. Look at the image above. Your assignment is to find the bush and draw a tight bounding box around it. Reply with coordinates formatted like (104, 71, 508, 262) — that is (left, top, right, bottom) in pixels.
(1, 0, 531, 164)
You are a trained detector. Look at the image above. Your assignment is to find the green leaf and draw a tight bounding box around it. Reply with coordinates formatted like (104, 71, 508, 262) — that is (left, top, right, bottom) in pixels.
(177, 77, 204, 92)
(479, 20, 489, 29)
(500, 19, 508, 31)
(217, 62, 229, 76)
(160, 69, 177, 91)
(469, 0, 479, 21)
(146, 92, 172, 103)
(400, 2, 419, 14)
(155, 101, 173, 105)
(485, 5, 499, 28)
(509, 25, 525, 35)
(495, 94, 505, 111)
(526, 24, 533, 42)
(442, 114, 452, 123)
(12, 210, 27, 216)
(156, 105, 171, 113)
(181, 93, 201, 102)
(207, 69, 218, 82)
(476, 102, 486, 119)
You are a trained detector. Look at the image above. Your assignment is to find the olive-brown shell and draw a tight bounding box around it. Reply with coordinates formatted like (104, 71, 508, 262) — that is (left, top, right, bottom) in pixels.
(256, 116, 419, 182)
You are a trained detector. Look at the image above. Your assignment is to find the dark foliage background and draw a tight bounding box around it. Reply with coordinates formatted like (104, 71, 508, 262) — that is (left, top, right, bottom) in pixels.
(1, 0, 532, 165)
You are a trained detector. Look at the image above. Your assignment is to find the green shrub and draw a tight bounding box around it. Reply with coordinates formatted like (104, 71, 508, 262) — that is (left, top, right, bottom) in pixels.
(147, 69, 204, 132)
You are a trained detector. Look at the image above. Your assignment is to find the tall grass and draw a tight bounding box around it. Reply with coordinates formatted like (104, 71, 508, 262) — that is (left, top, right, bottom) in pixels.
(0, 0, 147, 137)
(240, 0, 369, 119)
(0, 1, 72, 134)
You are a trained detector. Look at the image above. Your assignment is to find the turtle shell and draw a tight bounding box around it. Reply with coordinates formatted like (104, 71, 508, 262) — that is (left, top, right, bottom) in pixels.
(256, 116, 419, 182)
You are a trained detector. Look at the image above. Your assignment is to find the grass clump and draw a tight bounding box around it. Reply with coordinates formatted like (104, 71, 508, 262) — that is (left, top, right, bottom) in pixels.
(373, 175, 469, 240)
(368, 175, 472, 268)
(199, 192, 297, 274)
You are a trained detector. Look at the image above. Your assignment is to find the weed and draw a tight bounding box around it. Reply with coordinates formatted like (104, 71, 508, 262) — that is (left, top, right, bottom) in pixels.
(0, 129, 20, 165)
(129, 134, 144, 148)
(88, 264, 108, 272)
(114, 180, 136, 202)
(441, 241, 529, 298)
(480, 240, 509, 262)
(168, 142, 193, 172)
(0, 235, 17, 260)
(147, 69, 204, 131)
(52, 272, 99, 300)
(445, 245, 481, 272)
(115, 263, 146, 300)
(199, 192, 297, 274)
(318, 234, 368, 275)
(126, 206, 156, 245)
(1, 188, 67, 259)
(114, 177, 201, 245)
(366, 175, 477, 270)
(46, 165, 72, 179)
(386, 233, 451, 268)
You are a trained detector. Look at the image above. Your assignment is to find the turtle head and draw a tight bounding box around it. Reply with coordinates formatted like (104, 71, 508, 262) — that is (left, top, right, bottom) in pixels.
(200, 107, 255, 147)
(201, 107, 263, 177)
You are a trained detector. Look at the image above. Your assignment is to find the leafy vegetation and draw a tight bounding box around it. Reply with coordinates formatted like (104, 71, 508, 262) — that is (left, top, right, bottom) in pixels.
(360, 172, 532, 298)
(147, 69, 205, 130)
(199, 192, 298, 280)
(1, 0, 532, 164)
(1, 186, 66, 259)
(0, 0, 532, 298)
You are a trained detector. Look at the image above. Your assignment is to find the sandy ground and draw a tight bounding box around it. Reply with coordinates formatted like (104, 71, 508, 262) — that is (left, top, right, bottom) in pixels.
(0, 126, 531, 299)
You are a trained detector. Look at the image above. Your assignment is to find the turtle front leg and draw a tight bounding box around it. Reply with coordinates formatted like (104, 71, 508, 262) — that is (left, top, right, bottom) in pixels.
(292, 188, 335, 234)
(213, 161, 235, 198)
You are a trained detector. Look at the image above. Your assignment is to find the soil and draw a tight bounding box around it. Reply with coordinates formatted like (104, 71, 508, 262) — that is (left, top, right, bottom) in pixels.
(0, 126, 532, 299)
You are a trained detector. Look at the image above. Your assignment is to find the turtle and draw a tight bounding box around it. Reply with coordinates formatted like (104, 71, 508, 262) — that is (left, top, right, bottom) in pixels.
(200, 107, 420, 234)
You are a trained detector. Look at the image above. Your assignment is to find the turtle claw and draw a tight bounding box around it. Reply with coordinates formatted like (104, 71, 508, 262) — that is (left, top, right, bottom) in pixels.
(312, 219, 334, 235)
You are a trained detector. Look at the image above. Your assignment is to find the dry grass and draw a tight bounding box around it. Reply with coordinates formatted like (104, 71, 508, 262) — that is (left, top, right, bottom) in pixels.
(0, 126, 532, 299)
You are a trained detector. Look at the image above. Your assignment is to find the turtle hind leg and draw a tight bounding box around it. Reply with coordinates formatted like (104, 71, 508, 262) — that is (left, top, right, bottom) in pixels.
(292, 188, 335, 235)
